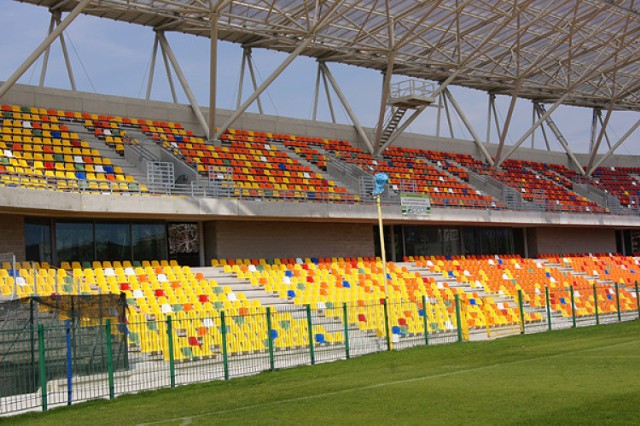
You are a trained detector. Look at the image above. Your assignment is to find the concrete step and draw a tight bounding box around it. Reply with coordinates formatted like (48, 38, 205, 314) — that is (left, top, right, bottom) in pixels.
(191, 267, 293, 307)
(65, 122, 148, 185)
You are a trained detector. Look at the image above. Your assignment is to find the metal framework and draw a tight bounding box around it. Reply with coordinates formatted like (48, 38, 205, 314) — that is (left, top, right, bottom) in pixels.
(3, 0, 640, 169)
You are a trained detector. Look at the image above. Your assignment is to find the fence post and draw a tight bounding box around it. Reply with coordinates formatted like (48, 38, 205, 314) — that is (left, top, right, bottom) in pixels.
(615, 283, 621, 322)
(37, 324, 47, 412)
(220, 312, 229, 380)
(570, 286, 576, 328)
(545, 287, 552, 331)
(383, 299, 391, 351)
(593, 284, 599, 325)
(517, 289, 525, 334)
(105, 319, 115, 400)
(306, 304, 315, 365)
(266, 307, 275, 371)
(636, 281, 640, 319)
(342, 303, 350, 359)
(29, 300, 36, 392)
(65, 320, 73, 405)
(166, 316, 175, 388)
(454, 294, 463, 342)
(422, 295, 429, 346)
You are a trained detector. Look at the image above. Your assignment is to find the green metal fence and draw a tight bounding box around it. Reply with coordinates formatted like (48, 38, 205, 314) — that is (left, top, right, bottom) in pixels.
(1, 289, 639, 416)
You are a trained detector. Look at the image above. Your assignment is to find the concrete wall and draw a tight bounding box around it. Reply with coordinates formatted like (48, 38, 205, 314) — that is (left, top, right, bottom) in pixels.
(206, 221, 374, 260)
(0, 214, 25, 261)
(530, 227, 616, 256)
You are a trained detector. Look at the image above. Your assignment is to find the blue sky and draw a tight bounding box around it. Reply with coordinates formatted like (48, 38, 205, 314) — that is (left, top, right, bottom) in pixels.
(1, 0, 638, 155)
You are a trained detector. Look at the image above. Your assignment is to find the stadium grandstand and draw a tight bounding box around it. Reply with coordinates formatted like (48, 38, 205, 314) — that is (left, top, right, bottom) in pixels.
(1, 0, 640, 416)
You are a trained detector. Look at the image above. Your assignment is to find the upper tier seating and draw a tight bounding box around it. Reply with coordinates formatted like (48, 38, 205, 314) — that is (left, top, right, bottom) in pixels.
(2, 103, 637, 214)
(592, 167, 640, 208)
(0, 104, 145, 193)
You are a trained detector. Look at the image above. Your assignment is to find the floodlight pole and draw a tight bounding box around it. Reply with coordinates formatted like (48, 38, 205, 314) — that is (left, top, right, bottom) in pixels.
(376, 194, 388, 299)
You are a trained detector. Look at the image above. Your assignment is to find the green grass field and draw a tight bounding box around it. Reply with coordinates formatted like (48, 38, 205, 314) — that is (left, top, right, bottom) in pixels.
(5, 321, 640, 425)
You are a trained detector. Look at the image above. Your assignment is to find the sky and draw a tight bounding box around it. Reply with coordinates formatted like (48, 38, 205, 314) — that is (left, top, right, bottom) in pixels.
(0, 0, 639, 156)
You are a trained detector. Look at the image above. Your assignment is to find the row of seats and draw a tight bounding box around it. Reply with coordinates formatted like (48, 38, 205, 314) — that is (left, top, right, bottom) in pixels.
(0, 104, 144, 193)
(592, 167, 640, 207)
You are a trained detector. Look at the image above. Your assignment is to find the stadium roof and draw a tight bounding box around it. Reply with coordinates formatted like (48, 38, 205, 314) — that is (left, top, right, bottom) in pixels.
(16, 0, 640, 111)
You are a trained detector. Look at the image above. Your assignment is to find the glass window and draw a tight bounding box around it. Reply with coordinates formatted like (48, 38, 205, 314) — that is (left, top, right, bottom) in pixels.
(56, 222, 94, 264)
(25, 219, 52, 264)
(96, 223, 131, 261)
(132, 223, 167, 261)
(442, 228, 461, 256)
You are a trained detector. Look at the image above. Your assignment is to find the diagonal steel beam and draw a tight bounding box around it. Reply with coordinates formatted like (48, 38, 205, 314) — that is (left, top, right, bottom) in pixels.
(497, 93, 570, 167)
(444, 88, 494, 166)
(214, 37, 313, 140)
(39, 15, 56, 88)
(320, 62, 374, 153)
(587, 119, 640, 176)
(586, 102, 614, 172)
(534, 103, 584, 175)
(0, 0, 90, 99)
(145, 35, 160, 100)
(157, 31, 210, 139)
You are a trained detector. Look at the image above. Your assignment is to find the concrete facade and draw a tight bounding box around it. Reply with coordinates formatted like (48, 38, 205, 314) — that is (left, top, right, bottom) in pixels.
(206, 221, 374, 260)
(0, 215, 25, 261)
(529, 227, 616, 256)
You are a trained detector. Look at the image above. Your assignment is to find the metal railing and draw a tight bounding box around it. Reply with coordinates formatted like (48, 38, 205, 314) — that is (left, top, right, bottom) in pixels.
(1, 168, 640, 216)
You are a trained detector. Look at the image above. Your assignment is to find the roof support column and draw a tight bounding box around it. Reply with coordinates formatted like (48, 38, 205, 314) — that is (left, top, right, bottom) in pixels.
(486, 93, 494, 143)
(145, 35, 160, 100)
(38, 14, 56, 87)
(598, 111, 613, 149)
(312, 63, 336, 123)
(319, 62, 373, 154)
(534, 103, 584, 174)
(587, 119, 640, 176)
(497, 93, 570, 167)
(444, 88, 494, 166)
(157, 31, 209, 139)
(589, 108, 599, 154)
(586, 103, 614, 172)
(208, 8, 218, 143)
(0, 0, 90, 99)
(53, 11, 77, 91)
(242, 48, 264, 114)
(214, 37, 313, 140)
(435, 92, 443, 137)
(494, 87, 519, 166)
(159, 38, 178, 103)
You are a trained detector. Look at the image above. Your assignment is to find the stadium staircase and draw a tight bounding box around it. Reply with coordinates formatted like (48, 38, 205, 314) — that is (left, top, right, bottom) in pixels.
(65, 122, 149, 187)
(190, 266, 389, 353)
(403, 262, 524, 339)
(273, 140, 354, 196)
